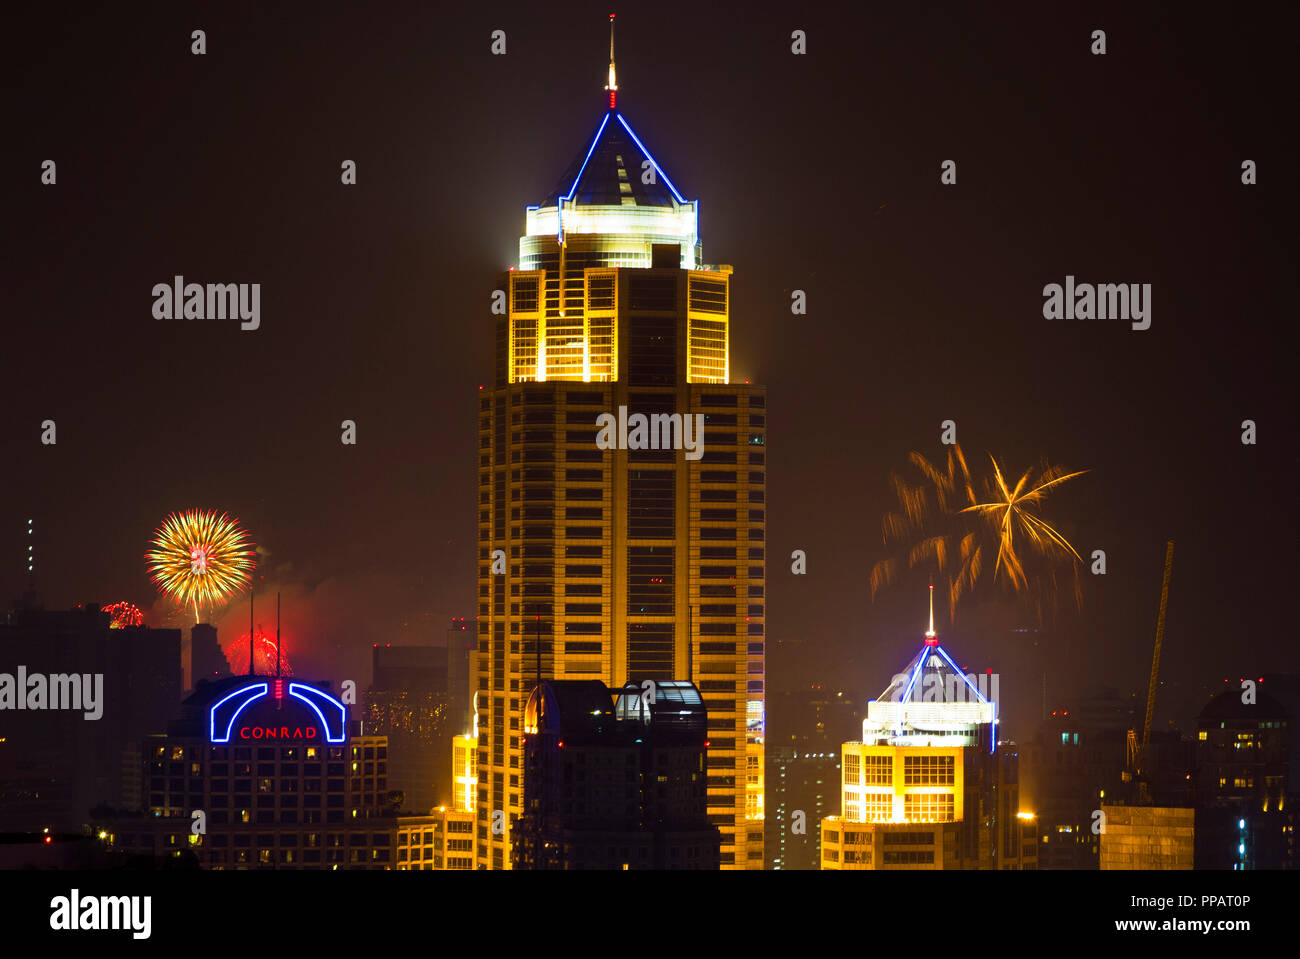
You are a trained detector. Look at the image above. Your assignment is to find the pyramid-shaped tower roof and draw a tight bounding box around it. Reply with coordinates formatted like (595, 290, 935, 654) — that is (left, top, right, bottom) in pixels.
(540, 110, 686, 209)
(876, 643, 986, 707)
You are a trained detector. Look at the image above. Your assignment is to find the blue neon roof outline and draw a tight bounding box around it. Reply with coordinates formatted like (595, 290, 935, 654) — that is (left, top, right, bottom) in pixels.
(209, 682, 269, 743)
(288, 682, 347, 743)
(615, 114, 686, 203)
(550, 111, 698, 250)
(900, 646, 928, 704)
(558, 113, 611, 242)
(563, 112, 613, 204)
(934, 645, 991, 704)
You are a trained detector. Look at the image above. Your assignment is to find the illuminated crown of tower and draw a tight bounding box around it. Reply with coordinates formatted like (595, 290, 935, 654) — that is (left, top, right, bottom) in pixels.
(519, 14, 700, 270)
(861, 585, 998, 750)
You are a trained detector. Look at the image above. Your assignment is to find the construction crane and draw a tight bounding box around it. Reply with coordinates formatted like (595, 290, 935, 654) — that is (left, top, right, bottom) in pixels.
(1125, 540, 1175, 803)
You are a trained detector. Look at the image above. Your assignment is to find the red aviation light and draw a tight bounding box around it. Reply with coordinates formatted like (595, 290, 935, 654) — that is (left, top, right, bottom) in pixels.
(924, 638, 939, 646)
(274, 679, 285, 700)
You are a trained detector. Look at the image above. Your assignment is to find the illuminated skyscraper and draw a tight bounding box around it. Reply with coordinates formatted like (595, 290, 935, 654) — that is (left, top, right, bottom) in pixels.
(475, 16, 765, 869)
(821, 588, 1035, 869)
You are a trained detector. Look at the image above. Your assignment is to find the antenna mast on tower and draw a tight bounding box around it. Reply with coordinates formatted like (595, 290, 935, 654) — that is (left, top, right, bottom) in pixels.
(605, 13, 618, 109)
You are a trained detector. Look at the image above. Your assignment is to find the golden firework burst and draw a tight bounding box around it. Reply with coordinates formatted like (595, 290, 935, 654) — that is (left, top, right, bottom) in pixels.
(146, 510, 255, 622)
(871, 445, 1086, 621)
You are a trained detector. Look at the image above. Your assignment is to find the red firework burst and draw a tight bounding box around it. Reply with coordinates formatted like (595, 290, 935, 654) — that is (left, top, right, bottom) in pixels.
(103, 601, 144, 629)
(222, 627, 293, 676)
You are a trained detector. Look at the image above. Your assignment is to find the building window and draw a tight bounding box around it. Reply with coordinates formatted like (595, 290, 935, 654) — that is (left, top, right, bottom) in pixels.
(903, 793, 955, 823)
(882, 850, 935, 865)
(864, 755, 891, 785)
(843, 754, 860, 785)
(903, 755, 954, 785)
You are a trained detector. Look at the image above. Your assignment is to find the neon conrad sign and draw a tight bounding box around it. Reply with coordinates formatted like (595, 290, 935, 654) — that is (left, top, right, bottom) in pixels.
(209, 680, 347, 744)
(240, 723, 320, 740)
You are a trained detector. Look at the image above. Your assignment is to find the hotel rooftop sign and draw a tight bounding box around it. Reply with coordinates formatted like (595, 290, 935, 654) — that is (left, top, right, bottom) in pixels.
(208, 679, 347, 744)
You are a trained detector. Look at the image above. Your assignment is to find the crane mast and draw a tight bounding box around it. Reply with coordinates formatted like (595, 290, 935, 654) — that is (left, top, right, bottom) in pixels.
(1130, 540, 1174, 803)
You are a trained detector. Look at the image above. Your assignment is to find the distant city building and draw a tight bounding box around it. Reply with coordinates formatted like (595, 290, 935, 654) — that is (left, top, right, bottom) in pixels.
(1023, 694, 1194, 869)
(1193, 685, 1293, 869)
(766, 746, 839, 870)
(764, 684, 858, 869)
(190, 623, 226, 690)
(513, 679, 719, 869)
(363, 644, 451, 813)
(446, 618, 475, 734)
(1260, 673, 1300, 773)
(1022, 709, 1126, 869)
(475, 26, 765, 869)
(0, 603, 181, 831)
(1099, 804, 1195, 869)
(820, 588, 1035, 870)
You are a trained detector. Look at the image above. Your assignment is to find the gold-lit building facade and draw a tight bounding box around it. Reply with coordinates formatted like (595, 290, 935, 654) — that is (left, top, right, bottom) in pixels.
(474, 49, 764, 869)
(821, 589, 1035, 869)
(1098, 804, 1194, 869)
(396, 807, 475, 870)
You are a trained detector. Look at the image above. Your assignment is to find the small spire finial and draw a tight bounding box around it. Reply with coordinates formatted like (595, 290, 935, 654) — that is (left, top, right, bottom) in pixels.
(925, 579, 937, 642)
(605, 14, 618, 110)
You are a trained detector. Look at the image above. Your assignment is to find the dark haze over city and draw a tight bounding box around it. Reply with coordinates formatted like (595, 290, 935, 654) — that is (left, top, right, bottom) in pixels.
(3, 1, 1295, 740)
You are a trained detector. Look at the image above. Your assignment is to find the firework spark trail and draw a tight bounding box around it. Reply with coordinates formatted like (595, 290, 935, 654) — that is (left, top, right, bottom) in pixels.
(961, 457, 1086, 589)
(146, 510, 255, 623)
(871, 444, 1087, 622)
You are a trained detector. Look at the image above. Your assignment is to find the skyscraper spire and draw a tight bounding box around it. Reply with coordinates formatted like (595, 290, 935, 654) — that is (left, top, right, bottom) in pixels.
(605, 13, 618, 110)
(924, 580, 938, 645)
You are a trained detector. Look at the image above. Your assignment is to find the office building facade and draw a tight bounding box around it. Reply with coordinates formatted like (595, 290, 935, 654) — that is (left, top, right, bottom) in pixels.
(474, 39, 764, 868)
(363, 644, 451, 813)
(0, 603, 181, 831)
(513, 679, 718, 869)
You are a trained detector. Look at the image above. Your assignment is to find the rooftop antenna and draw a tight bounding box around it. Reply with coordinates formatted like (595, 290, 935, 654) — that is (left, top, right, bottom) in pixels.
(924, 579, 939, 646)
(604, 13, 618, 110)
(276, 591, 281, 677)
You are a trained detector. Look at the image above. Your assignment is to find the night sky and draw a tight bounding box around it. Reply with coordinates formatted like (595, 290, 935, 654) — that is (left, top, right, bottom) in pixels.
(4, 2, 1296, 739)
